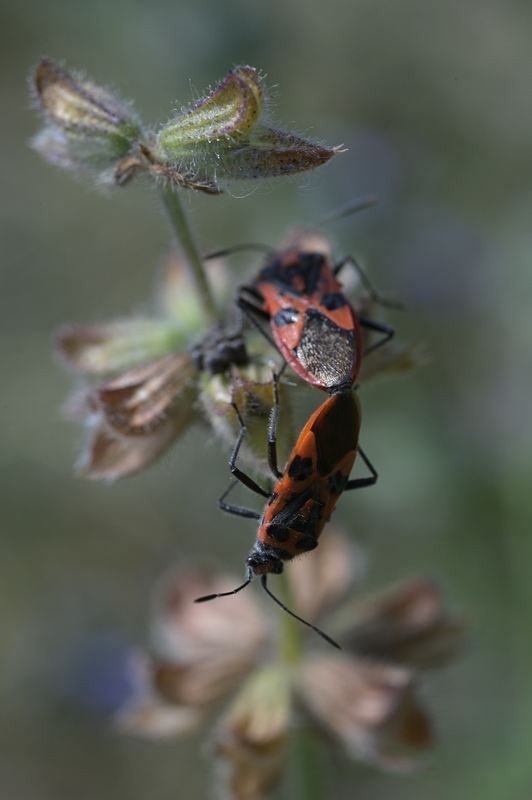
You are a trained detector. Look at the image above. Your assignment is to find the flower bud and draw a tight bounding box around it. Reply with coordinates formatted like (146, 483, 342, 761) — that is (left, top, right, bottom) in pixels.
(218, 126, 338, 180)
(157, 66, 263, 159)
(31, 58, 143, 180)
(156, 65, 339, 186)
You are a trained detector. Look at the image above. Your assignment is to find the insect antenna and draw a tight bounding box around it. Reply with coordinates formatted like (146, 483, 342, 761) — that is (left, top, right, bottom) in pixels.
(203, 243, 276, 261)
(314, 193, 377, 229)
(260, 575, 341, 650)
(194, 571, 253, 603)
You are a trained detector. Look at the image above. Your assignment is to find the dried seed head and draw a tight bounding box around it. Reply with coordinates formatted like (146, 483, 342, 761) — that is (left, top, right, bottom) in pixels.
(30, 58, 143, 181)
(76, 353, 198, 480)
(78, 410, 192, 480)
(343, 578, 465, 669)
(54, 250, 221, 480)
(151, 567, 267, 664)
(116, 700, 202, 739)
(115, 568, 269, 742)
(114, 652, 204, 739)
(90, 352, 197, 436)
(144, 568, 267, 713)
(55, 319, 185, 375)
(299, 656, 432, 769)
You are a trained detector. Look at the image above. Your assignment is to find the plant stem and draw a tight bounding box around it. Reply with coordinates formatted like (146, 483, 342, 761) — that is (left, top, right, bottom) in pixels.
(287, 725, 324, 800)
(279, 571, 323, 800)
(159, 185, 218, 325)
(279, 571, 303, 666)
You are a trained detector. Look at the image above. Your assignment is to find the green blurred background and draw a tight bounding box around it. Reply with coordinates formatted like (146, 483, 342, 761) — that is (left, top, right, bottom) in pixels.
(2, 0, 532, 797)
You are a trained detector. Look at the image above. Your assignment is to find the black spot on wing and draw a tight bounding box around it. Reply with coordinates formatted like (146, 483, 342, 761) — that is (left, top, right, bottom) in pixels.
(328, 470, 347, 495)
(296, 535, 318, 551)
(259, 252, 327, 298)
(321, 292, 347, 310)
(288, 455, 314, 481)
(267, 524, 290, 542)
(294, 253, 325, 295)
(258, 258, 285, 284)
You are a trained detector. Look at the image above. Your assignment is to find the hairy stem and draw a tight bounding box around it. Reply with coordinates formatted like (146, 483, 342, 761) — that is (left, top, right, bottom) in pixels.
(160, 185, 218, 324)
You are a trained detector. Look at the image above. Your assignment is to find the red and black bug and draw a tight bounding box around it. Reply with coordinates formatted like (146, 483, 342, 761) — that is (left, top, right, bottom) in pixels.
(195, 374, 377, 647)
(204, 196, 399, 393)
(236, 248, 397, 393)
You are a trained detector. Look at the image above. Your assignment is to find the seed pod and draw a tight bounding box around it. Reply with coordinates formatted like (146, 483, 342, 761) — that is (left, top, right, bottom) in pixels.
(156, 65, 340, 185)
(218, 126, 338, 180)
(157, 66, 263, 159)
(31, 58, 143, 178)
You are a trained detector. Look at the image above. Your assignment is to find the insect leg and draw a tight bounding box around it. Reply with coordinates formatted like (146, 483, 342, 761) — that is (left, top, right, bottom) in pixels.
(267, 369, 284, 480)
(359, 316, 395, 355)
(237, 292, 279, 351)
(218, 480, 261, 519)
(313, 194, 377, 228)
(345, 445, 378, 490)
(229, 402, 271, 498)
(261, 576, 341, 649)
(333, 255, 403, 311)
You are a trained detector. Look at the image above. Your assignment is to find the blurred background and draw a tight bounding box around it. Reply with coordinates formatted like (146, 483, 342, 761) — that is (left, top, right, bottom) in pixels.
(2, 0, 532, 797)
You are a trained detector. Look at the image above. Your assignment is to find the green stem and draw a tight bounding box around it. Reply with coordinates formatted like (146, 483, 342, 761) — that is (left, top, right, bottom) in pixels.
(279, 572, 323, 800)
(159, 185, 218, 325)
(287, 726, 324, 800)
(279, 571, 303, 666)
